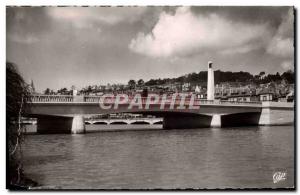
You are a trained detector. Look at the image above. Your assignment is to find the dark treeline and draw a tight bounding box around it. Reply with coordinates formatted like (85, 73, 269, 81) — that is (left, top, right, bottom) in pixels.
(144, 70, 294, 86)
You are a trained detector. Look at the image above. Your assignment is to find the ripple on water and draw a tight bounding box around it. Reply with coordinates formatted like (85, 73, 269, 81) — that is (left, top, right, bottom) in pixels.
(23, 125, 294, 189)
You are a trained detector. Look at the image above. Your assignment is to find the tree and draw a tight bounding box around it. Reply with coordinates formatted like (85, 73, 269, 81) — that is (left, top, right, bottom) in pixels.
(259, 71, 265, 76)
(137, 79, 144, 86)
(44, 88, 50, 95)
(7, 62, 36, 188)
(254, 75, 260, 81)
(128, 80, 136, 89)
(282, 70, 294, 84)
(145, 79, 157, 86)
(87, 85, 93, 94)
(57, 87, 69, 95)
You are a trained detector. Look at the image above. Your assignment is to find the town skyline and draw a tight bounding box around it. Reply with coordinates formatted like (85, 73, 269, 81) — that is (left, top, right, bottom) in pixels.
(7, 6, 294, 91)
(36, 68, 294, 95)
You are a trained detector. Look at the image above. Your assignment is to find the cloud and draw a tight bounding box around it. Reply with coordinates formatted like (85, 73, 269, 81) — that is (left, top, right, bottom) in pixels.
(281, 60, 294, 71)
(267, 37, 293, 57)
(129, 7, 271, 58)
(219, 44, 259, 55)
(46, 7, 147, 28)
(267, 8, 294, 58)
(8, 33, 39, 44)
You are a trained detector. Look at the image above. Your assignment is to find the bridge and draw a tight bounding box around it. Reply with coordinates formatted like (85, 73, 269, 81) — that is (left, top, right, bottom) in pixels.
(26, 94, 294, 134)
(85, 118, 163, 125)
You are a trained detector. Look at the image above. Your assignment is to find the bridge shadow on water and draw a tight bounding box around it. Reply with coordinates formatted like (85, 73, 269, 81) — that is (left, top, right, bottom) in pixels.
(221, 112, 261, 127)
(84, 124, 163, 133)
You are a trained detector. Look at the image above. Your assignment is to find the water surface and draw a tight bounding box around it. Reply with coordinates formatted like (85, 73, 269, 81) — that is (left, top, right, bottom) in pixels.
(23, 125, 294, 189)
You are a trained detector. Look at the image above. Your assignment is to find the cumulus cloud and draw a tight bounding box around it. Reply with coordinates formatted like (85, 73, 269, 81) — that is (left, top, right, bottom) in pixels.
(47, 7, 147, 28)
(129, 7, 271, 58)
(267, 8, 294, 58)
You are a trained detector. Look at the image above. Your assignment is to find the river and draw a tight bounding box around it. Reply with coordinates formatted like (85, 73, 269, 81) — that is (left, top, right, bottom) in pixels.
(22, 125, 294, 189)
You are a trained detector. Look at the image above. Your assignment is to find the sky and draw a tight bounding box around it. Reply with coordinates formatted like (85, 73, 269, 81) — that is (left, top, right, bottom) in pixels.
(6, 6, 294, 92)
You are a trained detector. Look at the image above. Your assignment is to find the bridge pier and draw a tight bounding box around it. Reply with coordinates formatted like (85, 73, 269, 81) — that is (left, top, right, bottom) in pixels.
(71, 115, 86, 134)
(259, 102, 294, 126)
(36, 115, 85, 134)
(211, 114, 221, 127)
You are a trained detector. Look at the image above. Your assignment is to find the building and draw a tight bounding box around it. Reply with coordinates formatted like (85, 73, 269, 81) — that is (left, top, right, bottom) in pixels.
(182, 82, 191, 92)
(227, 94, 259, 102)
(258, 92, 274, 101)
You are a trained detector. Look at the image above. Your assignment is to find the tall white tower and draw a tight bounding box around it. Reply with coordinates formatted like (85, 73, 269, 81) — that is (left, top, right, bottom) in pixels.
(207, 61, 215, 100)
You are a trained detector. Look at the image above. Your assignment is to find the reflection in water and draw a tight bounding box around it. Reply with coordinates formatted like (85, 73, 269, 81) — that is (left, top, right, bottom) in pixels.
(22, 125, 294, 189)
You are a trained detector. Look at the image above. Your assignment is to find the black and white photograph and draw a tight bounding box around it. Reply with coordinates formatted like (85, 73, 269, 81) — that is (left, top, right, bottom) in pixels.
(6, 5, 295, 190)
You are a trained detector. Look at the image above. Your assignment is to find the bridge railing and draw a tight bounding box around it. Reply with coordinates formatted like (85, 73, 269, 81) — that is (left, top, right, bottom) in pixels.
(30, 95, 74, 102)
(84, 96, 101, 102)
(29, 94, 262, 106)
(219, 100, 261, 106)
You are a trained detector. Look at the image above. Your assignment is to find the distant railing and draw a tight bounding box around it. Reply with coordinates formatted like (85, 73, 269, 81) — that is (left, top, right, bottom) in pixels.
(84, 96, 101, 102)
(30, 95, 73, 102)
(29, 94, 262, 106)
(219, 100, 261, 106)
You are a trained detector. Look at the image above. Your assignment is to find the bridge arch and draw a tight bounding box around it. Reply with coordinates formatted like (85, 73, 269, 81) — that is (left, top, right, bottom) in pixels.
(221, 112, 261, 127)
(109, 121, 128, 125)
(93, 121, 108, 125)
(130, 121, 151, 125)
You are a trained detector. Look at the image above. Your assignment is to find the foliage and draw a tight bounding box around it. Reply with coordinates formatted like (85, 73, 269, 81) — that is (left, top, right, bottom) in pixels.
(128, 80, 136, 89)
(44, 88, 50, 95)
(7, 62, 36, 189)
(144, 70, 294, 86)
(137, 79, 144, 86)
(281, 70, 294, 84)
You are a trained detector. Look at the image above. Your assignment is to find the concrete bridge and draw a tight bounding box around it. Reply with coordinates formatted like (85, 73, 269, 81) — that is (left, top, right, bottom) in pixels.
(25, 95, 294, 134)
